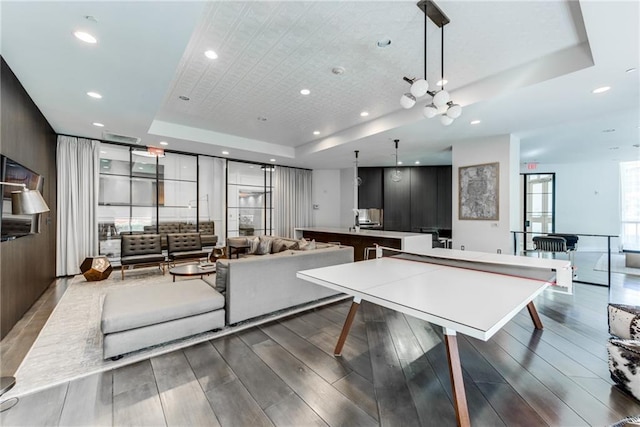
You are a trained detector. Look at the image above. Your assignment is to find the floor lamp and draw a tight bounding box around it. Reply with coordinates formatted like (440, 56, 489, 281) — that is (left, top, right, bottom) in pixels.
(0, 181, 50, 411)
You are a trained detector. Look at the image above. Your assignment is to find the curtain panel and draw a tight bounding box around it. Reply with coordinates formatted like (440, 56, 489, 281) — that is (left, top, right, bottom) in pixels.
(274, 167, 312, 238)
(56, 136, 100, 276)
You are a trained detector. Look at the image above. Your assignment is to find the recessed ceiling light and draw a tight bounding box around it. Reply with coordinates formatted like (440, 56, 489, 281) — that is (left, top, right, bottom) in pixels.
(138, 166, 144, 170)
(92, 122, 104, 127)
(73, 31, 97, 44)
(602, 129, 616, 133)
(204, 50, 218, 59)
(376, 38, 392, 48)
(222, 151, 229, 155)
(331, 66, 346, 75)
(87, 91, 102, 99)
(100, 150, 107, 154)
(436, 79, 448, 86)
(360, 111, 369, 117)
(397, 161, 403, 165)
(592, 86, 611, 94)
(179, 95, 190, 101)
(470, 120, 481, 125)
(626, 68, 637, 73)
(257, 116, 267, 121)
(313, 131, 320, 135)
(102, 166, 109, 169)
(415, 161, 420, 165)
(300, 89, 310, 95)
(270, 158, 276, 162)
(159, 141, 168, 146)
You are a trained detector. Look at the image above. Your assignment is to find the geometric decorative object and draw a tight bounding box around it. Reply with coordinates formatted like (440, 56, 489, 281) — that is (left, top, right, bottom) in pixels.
(80, 256, 113, 281)
(458, 162, 499, 220)
(399, 0, 462, 126)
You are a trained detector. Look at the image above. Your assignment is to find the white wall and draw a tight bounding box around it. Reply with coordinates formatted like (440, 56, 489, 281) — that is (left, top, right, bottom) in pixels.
(340, 168, 356, 228)
(311, 169, 342, 227)
(525, 161, 621, 251)
(452, 134, 520, 254)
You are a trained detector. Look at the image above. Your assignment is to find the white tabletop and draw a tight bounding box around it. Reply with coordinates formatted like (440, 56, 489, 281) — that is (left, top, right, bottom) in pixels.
(297, 257, 551, 341)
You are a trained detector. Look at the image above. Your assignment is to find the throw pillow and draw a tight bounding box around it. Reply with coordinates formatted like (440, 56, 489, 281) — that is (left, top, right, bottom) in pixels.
(299, 238, 317, 251)
(256, 235, 273, 255)
(271, 238, 286, 253)
(213, 260, 229, 294)
(247, 236, 260, 254)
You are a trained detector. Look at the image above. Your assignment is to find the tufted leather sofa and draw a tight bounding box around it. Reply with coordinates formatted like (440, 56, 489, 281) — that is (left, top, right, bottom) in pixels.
(167, 233, 209, 263)
(120, 234, 166, 279)
(142, 221, 218, 249)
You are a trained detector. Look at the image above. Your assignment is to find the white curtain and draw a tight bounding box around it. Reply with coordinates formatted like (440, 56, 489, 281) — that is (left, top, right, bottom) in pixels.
(56, 136, 100, 276)
(274, 166, 312, 238)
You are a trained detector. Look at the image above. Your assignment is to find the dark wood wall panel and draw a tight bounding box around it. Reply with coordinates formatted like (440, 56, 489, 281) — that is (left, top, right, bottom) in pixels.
(1, 56, 57, 339)
(410, 167, 438, 232)
(357, 167, 383, 209)
(383, 167, 411, 231)
(437, 166, 452, 230)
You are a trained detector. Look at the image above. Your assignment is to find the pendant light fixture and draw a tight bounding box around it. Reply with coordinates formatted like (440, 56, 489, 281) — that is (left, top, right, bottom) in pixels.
(391, 139, 402, 182)
(400, 0, 462, 126)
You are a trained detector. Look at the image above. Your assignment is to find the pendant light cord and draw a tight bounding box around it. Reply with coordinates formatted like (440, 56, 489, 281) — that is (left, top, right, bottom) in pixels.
(424, 9, 427, 80)
(441, 25, 445, 88)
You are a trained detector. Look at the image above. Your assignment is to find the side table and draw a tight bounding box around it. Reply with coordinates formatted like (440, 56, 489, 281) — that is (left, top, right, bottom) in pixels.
(80, 256, 113, 281)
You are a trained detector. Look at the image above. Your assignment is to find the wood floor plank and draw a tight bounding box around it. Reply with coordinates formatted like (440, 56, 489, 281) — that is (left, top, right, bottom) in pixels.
(205, 379, 274, 427)
(0, 382, 67, 426)
(306, 329, 373, 383)
(184, 341, 236, 393)
(490, 328, 625, 425)
(464, 335, 588, 426)
(112, 359, 156, 396)
(475, 382, 549, 427)
(571, 376, 640, 417)
(278, 315, 322, 339)
(251, 338, 377, 427)
(58, 371, 113, 426)
(113, 382, 166, 427)
(150, 350, 220, 426)
(366, 316, 421, 426)
(264, 392, 329, 427)
(214, 334, 293, 409)
(400, 358, 458, 426)
(260, 322, 351, 384)
(315, 302, 368, 342)
(332, 371, 379, 421)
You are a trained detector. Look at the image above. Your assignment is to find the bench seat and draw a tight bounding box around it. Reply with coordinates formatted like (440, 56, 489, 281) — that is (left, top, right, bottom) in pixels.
(101, 279, 225, 359)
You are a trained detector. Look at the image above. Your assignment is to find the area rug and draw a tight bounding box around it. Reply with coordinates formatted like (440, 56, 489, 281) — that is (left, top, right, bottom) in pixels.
(6, 267, 346, 399)
(594, 253, 640, 276)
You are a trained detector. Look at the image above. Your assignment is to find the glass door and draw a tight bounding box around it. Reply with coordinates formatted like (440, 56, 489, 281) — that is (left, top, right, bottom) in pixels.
(523, 173, 555, 251)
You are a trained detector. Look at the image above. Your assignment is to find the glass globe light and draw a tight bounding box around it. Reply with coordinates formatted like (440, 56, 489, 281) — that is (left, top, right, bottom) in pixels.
(440, 115, 454, 126)
(410, 79, 429, 97)
(436, 104, 448, 115)
(355, 176, 363, 186)
(391, 170, 403, 182)
(432, 90, 450, 108)
(400, 93, 416, 109)
(446, 103, 462, 119)
(423, 104, 438, 119)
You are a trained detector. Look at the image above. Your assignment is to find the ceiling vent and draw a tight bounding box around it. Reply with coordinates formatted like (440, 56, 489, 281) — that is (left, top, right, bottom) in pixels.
(102, 131, 141, 145)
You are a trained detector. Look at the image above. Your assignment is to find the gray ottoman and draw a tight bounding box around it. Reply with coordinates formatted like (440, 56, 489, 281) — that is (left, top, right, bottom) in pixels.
(101, 279, 225, 359)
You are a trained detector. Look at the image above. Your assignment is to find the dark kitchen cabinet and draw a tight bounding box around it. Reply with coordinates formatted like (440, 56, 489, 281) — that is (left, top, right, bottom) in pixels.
(437, 166, 452, 229)
(410, 166, 438, 232)
(357, 167, 383, 208)
(383, 167, 411, 231)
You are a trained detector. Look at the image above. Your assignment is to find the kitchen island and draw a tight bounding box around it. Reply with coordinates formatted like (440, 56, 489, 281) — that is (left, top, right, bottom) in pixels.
(294, 227, 432, 261)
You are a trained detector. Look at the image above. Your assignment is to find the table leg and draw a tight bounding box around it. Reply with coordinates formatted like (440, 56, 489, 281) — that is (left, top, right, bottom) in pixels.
(334, 298, 361, 356)
(172, 275, 176, 283)
(526, 301, 543, 330)
(444, 329, 471, 427)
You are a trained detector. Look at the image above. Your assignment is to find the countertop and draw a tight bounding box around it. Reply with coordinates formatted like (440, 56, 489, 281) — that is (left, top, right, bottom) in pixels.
(294, 227, 429, 239)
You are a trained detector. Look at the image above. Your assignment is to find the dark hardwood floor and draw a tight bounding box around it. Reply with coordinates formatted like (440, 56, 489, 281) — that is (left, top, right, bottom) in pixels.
(1, 272, 639, 426)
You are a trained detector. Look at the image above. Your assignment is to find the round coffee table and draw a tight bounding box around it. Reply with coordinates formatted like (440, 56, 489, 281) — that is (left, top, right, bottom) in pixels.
(169, 263, 216, 282)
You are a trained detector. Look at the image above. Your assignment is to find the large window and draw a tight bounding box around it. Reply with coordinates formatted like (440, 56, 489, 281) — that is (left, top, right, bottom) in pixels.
(621, 161, 640, 250)
(227, 161, 273, 237)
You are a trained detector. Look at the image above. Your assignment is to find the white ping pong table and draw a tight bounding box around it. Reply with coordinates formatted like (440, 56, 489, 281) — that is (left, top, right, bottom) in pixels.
(296, 247, 572, 427)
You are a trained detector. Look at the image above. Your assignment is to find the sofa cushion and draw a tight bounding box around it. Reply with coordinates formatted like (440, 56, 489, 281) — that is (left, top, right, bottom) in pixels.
(256, 235, 273, 255)
(247, 236, 260, 254)
(171, 250, 209, 261)
(608, 304, 640, 340)
(298, 238, 317, 251)
(101, 279, 225, 334)
(214, 259, 229, 294)
(121, 253, 166, 266)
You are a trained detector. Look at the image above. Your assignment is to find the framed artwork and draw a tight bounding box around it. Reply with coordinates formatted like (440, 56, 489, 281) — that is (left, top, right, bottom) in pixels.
(458, 162, 499, 220)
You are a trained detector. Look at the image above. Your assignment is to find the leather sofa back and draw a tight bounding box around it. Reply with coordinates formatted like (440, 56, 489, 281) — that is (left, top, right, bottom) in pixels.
(167, 233, 202, 254)
(121, 234, 163, 257)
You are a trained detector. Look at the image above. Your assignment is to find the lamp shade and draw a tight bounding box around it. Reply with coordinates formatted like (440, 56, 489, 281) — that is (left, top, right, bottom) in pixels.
(11, 189, 50, 214)
(410, 79, 429, 97)
(440, 115, 454, 126)
(423, 104, 438, 119)
(446, 103, 462, 119)
(400, 93, 417, 109)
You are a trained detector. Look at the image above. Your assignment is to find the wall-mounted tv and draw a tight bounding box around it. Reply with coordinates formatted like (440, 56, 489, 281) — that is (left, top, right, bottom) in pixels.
(1, 155, 44, 241)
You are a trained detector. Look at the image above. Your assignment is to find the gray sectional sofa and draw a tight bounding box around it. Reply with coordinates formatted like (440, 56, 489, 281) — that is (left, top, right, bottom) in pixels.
(215, 236, 354, 324)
